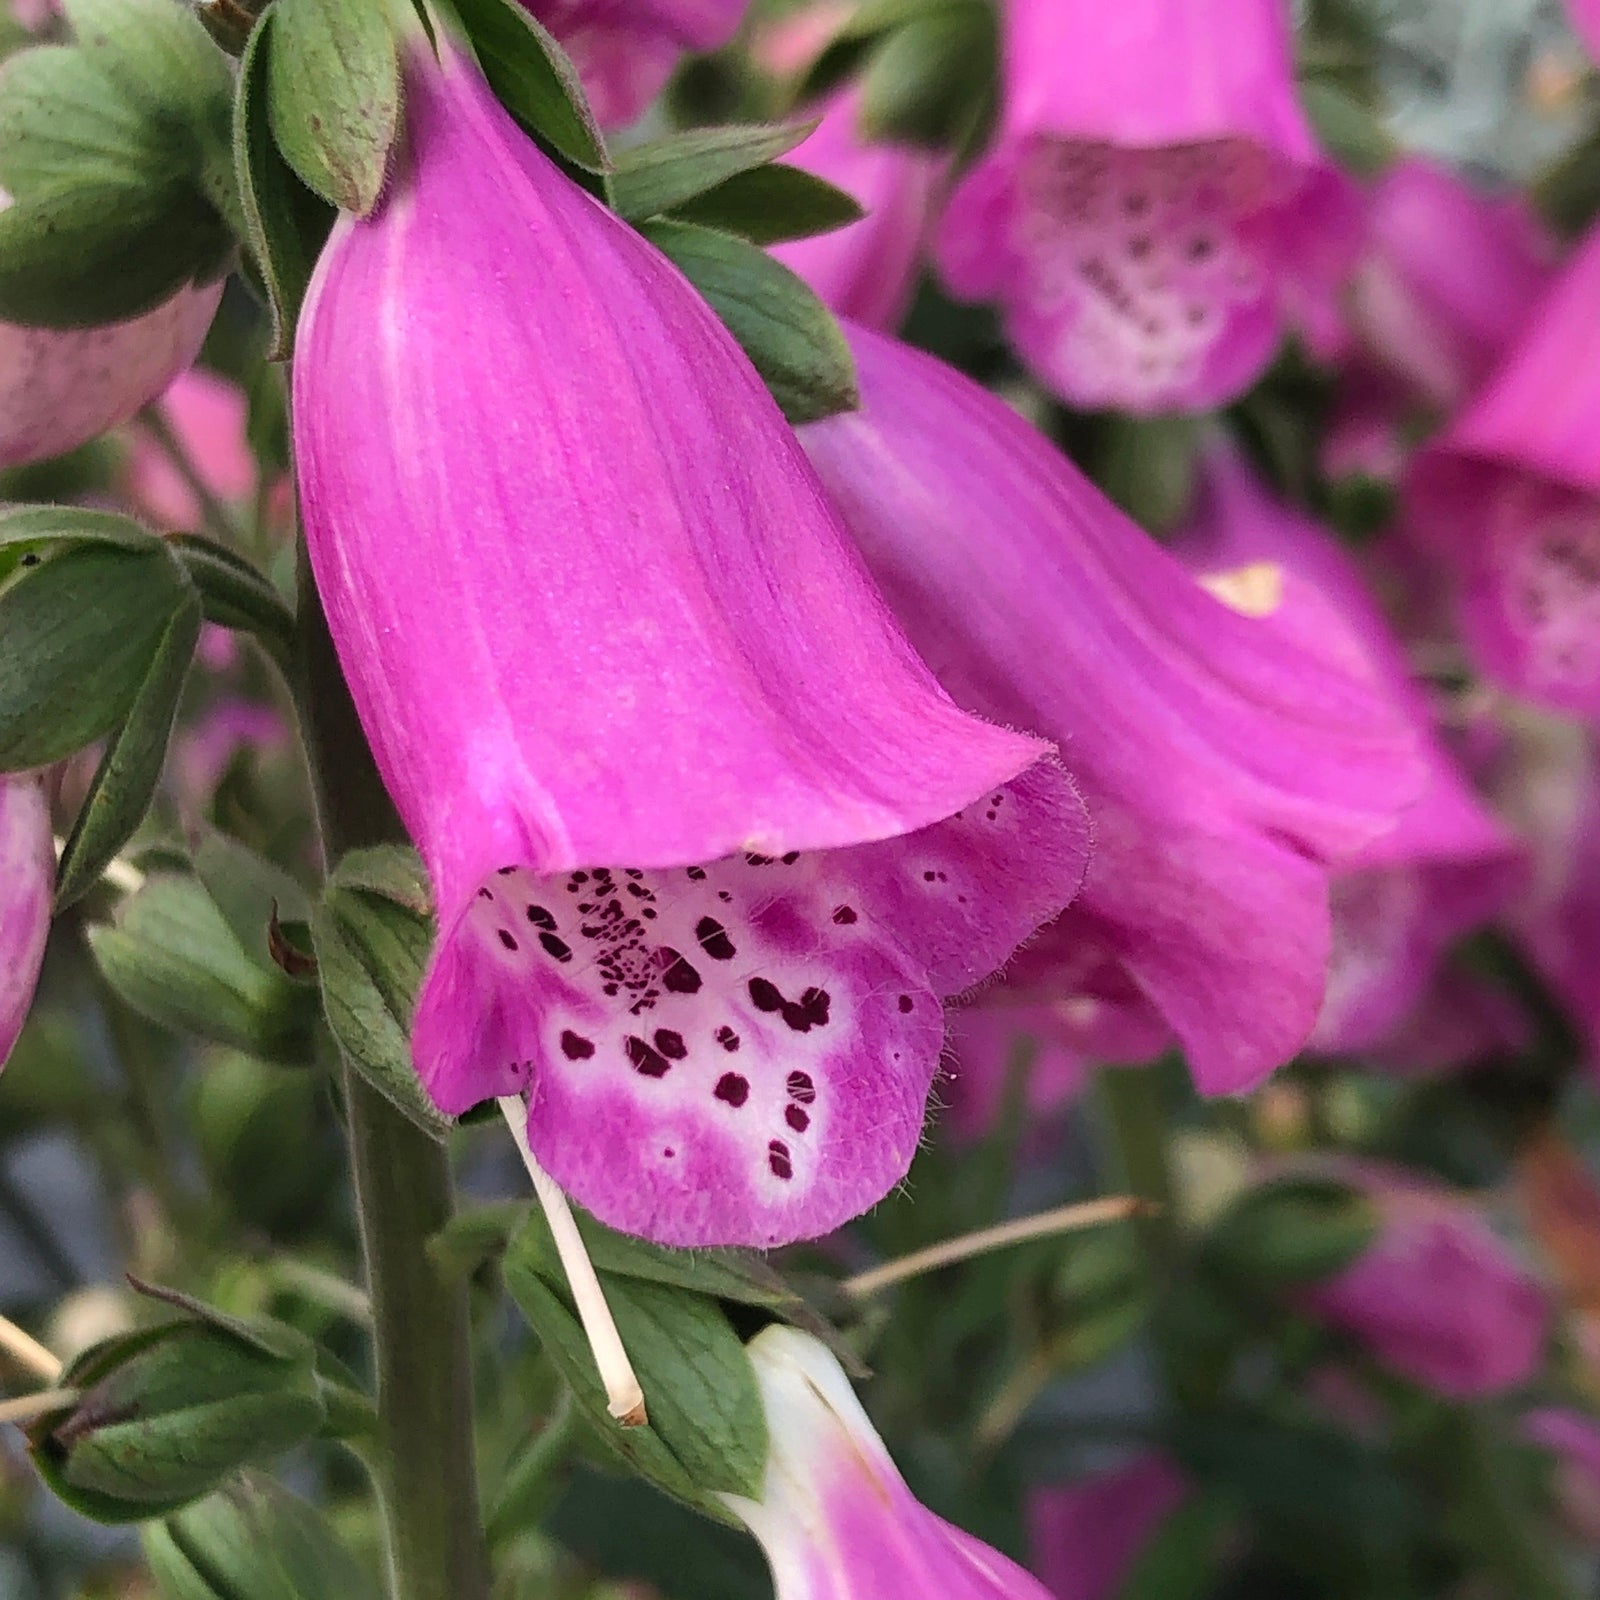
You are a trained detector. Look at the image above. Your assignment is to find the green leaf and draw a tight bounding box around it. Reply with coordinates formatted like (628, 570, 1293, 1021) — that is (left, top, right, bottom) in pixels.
(856, 3, 997, 149)
(55, 591, 201, 909)
(1298, 75, 1394, 180)
(1203, 1177, 1379, 1289)
(144, 1473, 382, 1600)
(1118, 1493, 1230, 1600)
(610, 121, 815, 222)
(0, 539, 190, 770)
(329, 843, 434, 917)
(169, 534, 296, 662)
(505, 1248, 768, 1512)
(446, 0, 607, 174)
(671, 162, 865, 245)
(639, 218, 858, 423)
(88, 873, 320, 1062)
(0, 503, 162, 575)
(267, 0, 400, 215)
(313, 879, 448, 1138)
(235, 9, 336, 359)
(1095, 414, 1201, 536)
(193, 829, 314, 969)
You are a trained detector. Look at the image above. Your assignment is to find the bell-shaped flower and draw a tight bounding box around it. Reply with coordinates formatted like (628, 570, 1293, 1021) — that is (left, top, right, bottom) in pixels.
(294, 35, 1087, 1249)
(771, 88, 946, 331)
(1349, 156, 1554, 412)
(723, 1324, 1057, 1599)
(0, 280, 220, 470)
(1, 775, 53, 1072)
(935, 0, 1360, 414)
(124, 370, 260, 534)
(1302, 1162, 1548, 1397)
(1175, 444, 1523, 1057)
(1570, 0, 1600, 63)
(517, 0, 748, 127)
(1027, 1454, 1190, 1600)
(799, 324, 1422, 1094)
(1406, 222, 1600, 722)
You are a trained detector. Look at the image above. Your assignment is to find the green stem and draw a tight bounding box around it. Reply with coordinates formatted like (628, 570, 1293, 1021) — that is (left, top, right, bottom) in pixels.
(295, 546, 491, 1600)
(487, 1390, 577, 1548)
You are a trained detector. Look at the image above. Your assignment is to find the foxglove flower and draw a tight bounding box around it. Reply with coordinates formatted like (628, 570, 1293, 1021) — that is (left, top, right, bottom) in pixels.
(771, 89, 946, 331)
(518, 0, 748, 127)
(723, 1325, 1056, 1599)
(1028, 1455, 1190, 1600)
(1525, 1408, 1600, 1541)
(125, 370, 259, 534)
(799, 325, 1421, 1094)
(1570, 0, 1600, 63)
(0, 776, 53, 1072)
(0, 281, 221, 469)
(1303, 1163, 1548, 1397)
(1175, 445, 1522, 1056)
(1350, 156, 1554, 411)
(1406, 223, 1600, 721)
(294, 37, 1086, 1249)
(935, 0, 1359, 413)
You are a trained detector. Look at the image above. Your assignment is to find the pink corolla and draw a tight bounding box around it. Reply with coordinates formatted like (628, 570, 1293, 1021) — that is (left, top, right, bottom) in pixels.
(935, 0, 1359, 414)
(125, 370, 258, 534)
(724, 1325, 1056, 1600)
(1174, 446, 1523, 1057)
(1406, 222, 1600, 722)
(771, 89, 946, 331)
(1570, 0, 1600, 63)
(0, 776, 53, 1072)
(294, 37, 1087, 1248)
(1027, 1454, 1190, 1600)
(1350, 156, 1554, 412)
(1303, 1164, 1548, 1397)
(799, 325, 1422, 1095)
(517, 0, 747, 127)
(0, 282, 221, 470)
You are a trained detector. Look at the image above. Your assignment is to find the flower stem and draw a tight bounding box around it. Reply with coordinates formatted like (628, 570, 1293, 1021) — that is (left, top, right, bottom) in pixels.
(295, 546, 491, 1600)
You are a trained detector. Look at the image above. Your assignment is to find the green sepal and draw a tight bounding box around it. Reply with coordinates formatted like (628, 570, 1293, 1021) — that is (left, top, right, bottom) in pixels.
(235, 8, 336, 359)
(87, 871, 322, 1063)
(267, 0, 400, 215)
(169, 535, 296, 664)
(313, 849, 447, 1139)
(671, 163, 865, 246)
(855, 1, 997, 150)
(0, 531, 193, 772)
(639, 217, 859, 423)
(192, 829, 314, 971)
(143, 1472, 382, 1600)
(445, 0, 607, 175)
(610, 121, 815, 222)
(55, 590, 201, 909)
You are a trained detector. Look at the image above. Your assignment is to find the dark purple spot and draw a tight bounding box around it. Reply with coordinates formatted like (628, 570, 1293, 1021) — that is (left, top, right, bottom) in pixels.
(570, 872, 589, 884)
(659, 949, 702, 994)
(780, 851, 800, 865)
(525, 904, 556, 930)
(624, 869, 644, 880)
(560, 1030, 594, 1060)
(663, 1147, 675, 1158)
(497, 866, 516, 876)
(497, 930, 519, 951)
(787, 1071, 815, 1104)
(625, 1036, 672, 1078)
(831, 905, 857, 925)
(686, 866, 707, 881)
(642, 908, 657, 920)
(748, 977, 783, 1013)
(477, 887, 493, 901)
(539, 932, 573, 963)
(768, 1141, 793, 1181)
(785, 1105, 810, 1133)
(784, 987, 830, 1033)
(695, 917, 736, 960)
(898, 994, 914, 1013)
(654, 1029, 687, 1060)
(716, 1025, 741, 1052)
(714, 1072, 749, 1107)
(627, 882, 653, 900)
(718, 891, 732, 903)
(746, 852, 774, 867)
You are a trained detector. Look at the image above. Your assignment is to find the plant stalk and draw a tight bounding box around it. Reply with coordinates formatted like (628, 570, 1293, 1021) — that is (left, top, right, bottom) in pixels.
(295, 545, 491, 1600)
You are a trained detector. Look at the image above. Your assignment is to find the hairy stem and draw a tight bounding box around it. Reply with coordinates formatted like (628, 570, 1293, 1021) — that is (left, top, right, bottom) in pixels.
(295, 546, 491, 1600)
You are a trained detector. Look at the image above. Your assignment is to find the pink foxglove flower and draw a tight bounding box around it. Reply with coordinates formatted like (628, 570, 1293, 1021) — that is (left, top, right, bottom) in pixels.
(125, 370, 258, 534)
(1525, 1408, 1600, 1541)
(0, 776, 53, 1072)
(1303, 1163, 1548, 1397)
(1406, 223, 1600, 722)
(1570, 0, 1600, 62)
(1027, 1454, 1190, 1600)
(799, 325, 1422, 1094)
(294, 37, 1087, 1249)
(517, 0, 748, 127)
(772, 89, 946, 331)
(1350, 156, 1554, 412)
(0, 281, 221, 469)
(723, 1325, 1056, 1600)
(935, 0, 1359, 414)
(1175, 445, 1523, 1057)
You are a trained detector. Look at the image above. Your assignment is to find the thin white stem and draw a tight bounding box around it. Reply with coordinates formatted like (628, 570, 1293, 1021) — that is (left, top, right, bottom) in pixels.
(52, 836, 145, 897)
(840, 1195, 1147, 1300)
(0, 1388, 77, 1427)
(498, 1098, 646, 1427)
(0, 1311, 62, 1383)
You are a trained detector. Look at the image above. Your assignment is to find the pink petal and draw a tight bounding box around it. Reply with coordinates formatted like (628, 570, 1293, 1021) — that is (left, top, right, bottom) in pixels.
(0, 776, 53, 1073)
(124, 370, 256, 533)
